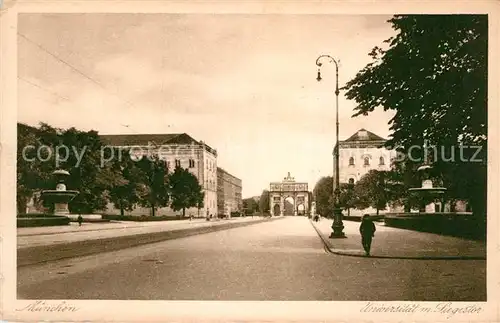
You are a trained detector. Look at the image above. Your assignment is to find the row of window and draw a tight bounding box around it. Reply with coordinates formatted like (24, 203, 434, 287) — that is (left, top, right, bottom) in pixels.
(348, 156, 385, 166)
(205, 179, 216, 188)
(166, 159, 196, 169)
(163, 159, 216, 170)
(206, 159, 216, 172)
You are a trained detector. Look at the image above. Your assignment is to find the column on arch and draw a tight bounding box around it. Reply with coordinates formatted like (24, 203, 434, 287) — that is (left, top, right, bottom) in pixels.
(269, 193, 273, 216)
(293, 193, 297, 216)
(304, 192, 309, 215)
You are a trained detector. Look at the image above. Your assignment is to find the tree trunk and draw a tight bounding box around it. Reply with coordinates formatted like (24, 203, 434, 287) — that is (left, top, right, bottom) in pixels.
(182, 207, 186, 218)
(16, 195, 28, 214)
(120, 207, 124, 216)
(17, 198, 27, 215)
(347, 208, 351, 216)
(376, 208, 379, 215)
(450, 199, 456, 212)
(151, 205, 156, 217)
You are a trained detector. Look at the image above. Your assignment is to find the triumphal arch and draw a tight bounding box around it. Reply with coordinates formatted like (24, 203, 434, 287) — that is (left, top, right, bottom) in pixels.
(269, 172, 309, 216)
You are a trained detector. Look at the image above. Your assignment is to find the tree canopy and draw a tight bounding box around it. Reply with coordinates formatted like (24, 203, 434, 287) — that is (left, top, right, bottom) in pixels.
(343, 15, 487, 216)
(108, 149, 147, 216)
(337, 183, 356, 216)
(353, 170, 389, 215)
(16, 122, 176, 216)
(259, 189, 270, 214)
(135, 155, 170, 216)
(242, 198, 259, 214)
(17, 122, 122, 214)
(168, 166, 204, 217)
(313, 176, 334, 218)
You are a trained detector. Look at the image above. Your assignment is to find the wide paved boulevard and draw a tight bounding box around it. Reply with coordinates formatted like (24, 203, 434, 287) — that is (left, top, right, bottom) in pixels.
(18, 217, 485, 301)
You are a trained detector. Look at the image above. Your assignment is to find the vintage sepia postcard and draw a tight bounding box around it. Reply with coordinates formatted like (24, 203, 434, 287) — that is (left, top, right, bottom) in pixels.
(1, 0, 499, 322)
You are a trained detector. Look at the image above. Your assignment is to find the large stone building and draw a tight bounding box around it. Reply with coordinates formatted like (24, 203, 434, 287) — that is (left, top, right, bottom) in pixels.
(216, 167, 242, 218)
(334, 128, 394, 185)
(334, 129, 468, 213)
(100, 133, 218, 217)
(334, 129, 394, 215)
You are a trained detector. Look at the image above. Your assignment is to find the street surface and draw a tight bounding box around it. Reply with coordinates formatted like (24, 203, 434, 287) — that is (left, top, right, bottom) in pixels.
(18, 217, 262, 248)
(18, 217, 486, 301)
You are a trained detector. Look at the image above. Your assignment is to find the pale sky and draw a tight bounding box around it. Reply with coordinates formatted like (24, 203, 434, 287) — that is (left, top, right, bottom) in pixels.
(18, 13, 396, 198)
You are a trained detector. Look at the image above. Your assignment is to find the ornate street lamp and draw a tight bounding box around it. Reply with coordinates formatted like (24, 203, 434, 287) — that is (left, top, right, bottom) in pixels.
(316, 54, 346, 238)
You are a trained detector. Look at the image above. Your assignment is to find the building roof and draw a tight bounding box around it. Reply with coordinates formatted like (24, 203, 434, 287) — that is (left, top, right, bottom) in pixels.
(342, 128, 386, 142)
(99, 133, 217, 155)
(217, 167, 242, 182)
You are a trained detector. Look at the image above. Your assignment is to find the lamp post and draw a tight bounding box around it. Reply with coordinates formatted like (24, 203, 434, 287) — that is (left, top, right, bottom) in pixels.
(316, 54, 346, 238)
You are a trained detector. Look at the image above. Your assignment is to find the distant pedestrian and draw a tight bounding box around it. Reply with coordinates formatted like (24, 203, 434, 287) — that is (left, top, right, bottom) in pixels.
(77, 215, 83, 226)
(359, 215, 376, 256)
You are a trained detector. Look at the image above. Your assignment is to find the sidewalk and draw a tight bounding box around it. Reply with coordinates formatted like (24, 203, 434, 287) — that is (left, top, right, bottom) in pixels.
(311, 219, 486, 259)
(18, 216, 279, 267)
(17, 216, 263, 249)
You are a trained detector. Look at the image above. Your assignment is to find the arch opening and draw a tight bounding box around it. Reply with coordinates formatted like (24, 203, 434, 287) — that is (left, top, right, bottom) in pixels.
(284, 196, 295, 216)
(273, 204, 280, 216)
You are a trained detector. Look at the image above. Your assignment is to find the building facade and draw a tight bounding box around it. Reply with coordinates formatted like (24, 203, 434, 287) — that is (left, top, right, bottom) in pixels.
(216, 167, 242, 218)
(334, 128, 394, 186)
(100, 133, 218, 217)
(334, 129, 394, 215)
(334, 129, 468, 213)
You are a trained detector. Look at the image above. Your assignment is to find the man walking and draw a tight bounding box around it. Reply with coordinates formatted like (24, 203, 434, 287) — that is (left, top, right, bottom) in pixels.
(359, 215, 376, 256)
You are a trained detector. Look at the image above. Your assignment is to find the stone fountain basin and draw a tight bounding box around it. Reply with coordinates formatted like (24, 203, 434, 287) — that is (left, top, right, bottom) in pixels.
(40, 190, 79, 203)
(67, 214, 103, 221)
(408, 187, 447, 192)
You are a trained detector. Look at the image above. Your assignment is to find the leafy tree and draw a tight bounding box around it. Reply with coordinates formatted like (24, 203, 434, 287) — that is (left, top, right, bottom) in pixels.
(313, 176, 334, 218)
(242, 198, 259, 214)
(338, 183, 356, 216)
(17, 123, 49, 213)
(59, 126, 118, 214)
(343, 15, 487, 217)
(258, 189, 270, 213)
(168, 166, 204, 218)
(108, 149, 146, 216)
(136, 155, 170, 216)
(16, 122, 121, 214)
(353, 170, 389, 215)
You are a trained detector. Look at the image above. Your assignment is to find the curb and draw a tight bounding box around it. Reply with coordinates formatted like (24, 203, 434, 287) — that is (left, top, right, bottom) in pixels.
(17, 219, 210, 237)
(18, 217, 283, 267)
(309, 220, 486, 260)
